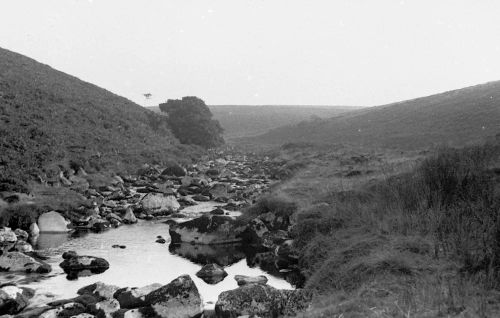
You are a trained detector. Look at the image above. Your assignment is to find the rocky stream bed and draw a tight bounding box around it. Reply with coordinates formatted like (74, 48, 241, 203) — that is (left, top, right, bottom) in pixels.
(0, 152, 310, 317)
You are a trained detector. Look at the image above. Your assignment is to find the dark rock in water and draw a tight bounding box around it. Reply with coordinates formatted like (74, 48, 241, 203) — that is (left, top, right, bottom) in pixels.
(60, 252, 109, 278)
(0, 285, 34, 315)
(144, 275, 202, 318)
(192, 194, 210, 202)
(156, 237, 166, 244)
(161, 163, 186, 177)
(168, 243, 246, 267)
(196, 263, 228, 284)
(62, 250, 78, 259)
(113, 283, 162, 309)
(169, 215, 244, 245)
(234, 275, 268, 286)
(215, 284, 311, 318)
(209, 208, 225, 215)
(112, 245, 126, 249)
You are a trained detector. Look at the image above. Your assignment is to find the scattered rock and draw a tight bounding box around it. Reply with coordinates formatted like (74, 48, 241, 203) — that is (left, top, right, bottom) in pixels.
(196, 263, 228, 284)
(0, 285, 33, 315)
(144, 275, 202, 318)
(0, 227, 17, 252)
(141, 193, 180, 214)
(234, 275, 268, 286)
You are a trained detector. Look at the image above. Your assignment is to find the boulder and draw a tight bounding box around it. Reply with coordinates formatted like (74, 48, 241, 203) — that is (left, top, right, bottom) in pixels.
(29, 222, 40, 237)
(234, 275, 268, 286)
(114, 283, 162, 309)
(196, 263, 228, 284)
(191, 194, 210, 202)
(13, 229, 29, 241)
(144, 275, 202, 318)
(0, 252, 51, 273)
(38, 211, 71, 233)
(95, 298, 120, 318)
(78, 282, 121, 300)
(60, 252, 109, 275)
(141, 193, 180, 214)
(0, 285, 33, 315)
(122, 207, 138, 224)
(13, 240, 33, 253)
(161, 164, 186, 177)
(0, 227, 17, 252)
(215, 284, 311, 318)
(169, 215, 244, 245)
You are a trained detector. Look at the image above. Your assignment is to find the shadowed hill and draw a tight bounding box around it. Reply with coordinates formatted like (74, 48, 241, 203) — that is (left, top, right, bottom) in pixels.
(0, 47, 196, 188)
(149, 105, 361, 139)
(247, 81, 500, 149)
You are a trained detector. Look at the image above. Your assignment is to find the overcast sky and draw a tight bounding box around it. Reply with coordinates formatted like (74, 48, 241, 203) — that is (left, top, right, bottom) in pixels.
(1, 1, 499, 106)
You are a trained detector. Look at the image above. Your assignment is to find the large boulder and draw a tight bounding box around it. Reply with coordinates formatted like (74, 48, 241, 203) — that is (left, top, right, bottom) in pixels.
(215, 284, 311, 318)
(114, 283, 162, 309)
(144, 275, 202, 318)
(141, 193, 180, 214)
(169, 215, 244, 245)
(0, 252, 51, 273)
(196, 263, 227, 284)
(60, 251, 109, 276)
(0, 285, 34, 315)
(38, 211, 71, 233)
(0, 227, 17, 252)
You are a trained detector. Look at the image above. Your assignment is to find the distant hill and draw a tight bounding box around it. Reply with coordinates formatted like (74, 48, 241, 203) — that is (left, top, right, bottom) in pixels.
(246, 81, 500, 149)
(149, 105, 361, 139)
(0, 47, 196, 188)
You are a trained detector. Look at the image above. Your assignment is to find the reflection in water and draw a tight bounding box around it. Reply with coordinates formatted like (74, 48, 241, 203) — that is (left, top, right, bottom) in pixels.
(34, 233, 71, 250)
(168, 243, 246, 267)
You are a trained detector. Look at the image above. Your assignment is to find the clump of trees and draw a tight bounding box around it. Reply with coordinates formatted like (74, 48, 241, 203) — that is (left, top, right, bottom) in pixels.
(159, 96, 224, 148)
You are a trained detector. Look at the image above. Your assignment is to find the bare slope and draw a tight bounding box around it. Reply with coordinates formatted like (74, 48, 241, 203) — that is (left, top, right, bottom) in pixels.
(0, 47, 195, 187)
(249, 82, 500, 149)
(149, 105, 361, 139)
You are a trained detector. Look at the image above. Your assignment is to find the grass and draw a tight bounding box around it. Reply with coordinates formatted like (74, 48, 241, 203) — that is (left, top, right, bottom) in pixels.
(249, 140, 500, 317)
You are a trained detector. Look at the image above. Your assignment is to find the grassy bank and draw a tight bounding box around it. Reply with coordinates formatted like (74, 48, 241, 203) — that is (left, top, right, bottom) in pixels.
(248, 141, 500, 317)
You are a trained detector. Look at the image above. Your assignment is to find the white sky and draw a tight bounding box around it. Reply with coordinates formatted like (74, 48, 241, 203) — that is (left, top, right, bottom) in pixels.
(1, 0, 500, 106)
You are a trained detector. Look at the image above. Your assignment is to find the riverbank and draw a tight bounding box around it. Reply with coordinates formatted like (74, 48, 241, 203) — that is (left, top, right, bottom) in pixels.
(0, 150, 310, 317)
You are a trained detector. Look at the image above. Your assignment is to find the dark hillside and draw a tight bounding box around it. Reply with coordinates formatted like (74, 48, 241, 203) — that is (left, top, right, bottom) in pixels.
(249, 81, 500, 149)
(0, 47, 196, 190)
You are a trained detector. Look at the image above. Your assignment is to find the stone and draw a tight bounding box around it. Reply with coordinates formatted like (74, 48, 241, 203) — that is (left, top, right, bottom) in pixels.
(215, 284, 311, 318)
(114, 283, 162, 309)
(78, 282, 120, 300)
(209, 183, 229, 199)
(60, 253, 109, 274)
(234, 275, 268, 286)
(161, 163, 186, 177)
(196, 263, 228, 284)
(13, 229, 28, 241)
(95, 298, 120, 318)
(141, 193, 180, 214)
(0, 252, 51, 273)
(144, 275, 202, 318)
(192, 194, 210, 202)
(38, 211, 71, 233)
(240, 218, 269, 245)
(0, 285, 33, 315)
(169, 215, 244, 245)
(122, 207, 138, 224)
(0, 227, 17, 252)
(13, 240, 33, 253)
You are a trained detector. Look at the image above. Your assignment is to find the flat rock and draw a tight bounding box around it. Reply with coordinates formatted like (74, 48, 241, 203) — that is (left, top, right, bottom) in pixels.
(0, 252, 52, 273)
(234, 275, 268, 286)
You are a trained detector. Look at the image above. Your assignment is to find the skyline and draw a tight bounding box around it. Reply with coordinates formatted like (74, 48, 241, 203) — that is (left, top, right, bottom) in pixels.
(1, 1, 500, 107)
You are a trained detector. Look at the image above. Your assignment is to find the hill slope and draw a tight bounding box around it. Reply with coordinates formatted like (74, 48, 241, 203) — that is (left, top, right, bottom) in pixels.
(0, 47, 195, 188)
(248, 81, 500, 149)
(149, 105, 361, 139)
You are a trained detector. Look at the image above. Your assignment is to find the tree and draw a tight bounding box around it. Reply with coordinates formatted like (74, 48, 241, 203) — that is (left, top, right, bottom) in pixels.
(159, 96, 224, 148)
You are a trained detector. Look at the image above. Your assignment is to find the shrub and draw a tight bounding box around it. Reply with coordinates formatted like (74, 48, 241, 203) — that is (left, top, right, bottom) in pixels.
(0, 204, 42, 230)
(243, 195, 297, 220)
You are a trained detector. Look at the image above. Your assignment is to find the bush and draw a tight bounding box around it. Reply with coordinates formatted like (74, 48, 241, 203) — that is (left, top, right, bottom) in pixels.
(0, 204, 42, 230)
(243, 195, 297, 220)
